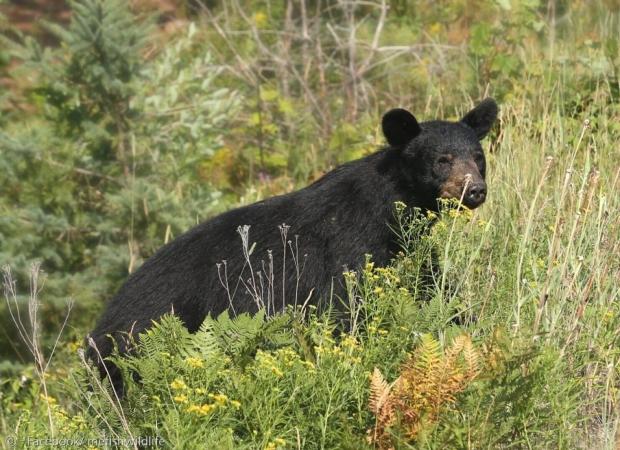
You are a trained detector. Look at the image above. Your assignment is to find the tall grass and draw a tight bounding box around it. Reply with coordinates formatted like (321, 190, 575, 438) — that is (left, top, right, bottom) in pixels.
(2, 86, 617, 446)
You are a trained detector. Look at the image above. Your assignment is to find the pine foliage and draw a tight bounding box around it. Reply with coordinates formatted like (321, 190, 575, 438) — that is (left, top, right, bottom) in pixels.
(0, 0, 237, 351)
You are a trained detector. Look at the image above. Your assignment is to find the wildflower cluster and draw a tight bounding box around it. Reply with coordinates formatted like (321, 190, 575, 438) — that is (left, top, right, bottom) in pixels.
(255, 350, 285, 378)
(185, 356, 205, 369)
(254, 348, 315, 379)
(264, 437, 286, 450)
(366, 317, 389, 337)
(39, 394, 88, 435)
(170, 377, 241, 416)
(360, 259, 407, 302)
(185, 393, 241, 416)
(315, 333, 363, 365)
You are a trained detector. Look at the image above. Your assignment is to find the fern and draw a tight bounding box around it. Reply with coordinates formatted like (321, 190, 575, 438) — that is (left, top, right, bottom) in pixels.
(368, 368, 396, 448)
(369, 334, 482, 447)
(140, 315, 194, 358)
(179, 318, 222, 361)
(208, 311, 266, 363)
(207, 310, 293, 367)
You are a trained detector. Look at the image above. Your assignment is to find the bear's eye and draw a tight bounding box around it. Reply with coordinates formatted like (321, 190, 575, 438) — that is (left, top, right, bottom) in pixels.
(436, 156, 452, 168)
(473, 153, 485, 168)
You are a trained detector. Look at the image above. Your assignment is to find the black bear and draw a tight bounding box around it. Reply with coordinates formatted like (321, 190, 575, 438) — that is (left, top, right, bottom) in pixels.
(87, 98, 498, 390)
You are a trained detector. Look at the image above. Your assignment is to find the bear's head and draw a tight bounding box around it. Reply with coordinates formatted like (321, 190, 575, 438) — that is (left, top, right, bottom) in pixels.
(382, 98, 498, 211)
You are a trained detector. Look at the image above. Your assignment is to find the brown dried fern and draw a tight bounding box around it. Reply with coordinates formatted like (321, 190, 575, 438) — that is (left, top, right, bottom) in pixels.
(369, 334, 482, 448)
(368, 367, 396, 448)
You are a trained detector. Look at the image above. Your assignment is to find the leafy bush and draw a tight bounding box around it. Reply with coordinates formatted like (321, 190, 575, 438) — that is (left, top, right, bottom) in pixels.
(0, 0, 239, 356)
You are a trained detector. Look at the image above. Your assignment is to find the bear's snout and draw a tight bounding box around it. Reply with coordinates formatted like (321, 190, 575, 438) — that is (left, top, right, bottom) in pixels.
(464, 181, 487, 208)
(438, 159, 486, 208)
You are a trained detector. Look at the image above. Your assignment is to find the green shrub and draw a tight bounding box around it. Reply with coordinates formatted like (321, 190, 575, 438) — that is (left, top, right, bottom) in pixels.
(0, 0, 239, 355)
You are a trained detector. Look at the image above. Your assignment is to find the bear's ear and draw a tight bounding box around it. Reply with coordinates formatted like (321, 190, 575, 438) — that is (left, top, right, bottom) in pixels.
(460, 98, 498, 140)
(382, 108, 422, 147)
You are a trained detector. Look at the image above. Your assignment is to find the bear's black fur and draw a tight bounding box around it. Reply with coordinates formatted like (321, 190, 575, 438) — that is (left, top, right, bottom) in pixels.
(87, 99, 498, 391)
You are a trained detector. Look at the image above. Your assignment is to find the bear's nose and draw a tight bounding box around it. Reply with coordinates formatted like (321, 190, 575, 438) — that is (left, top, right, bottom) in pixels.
(465, 182, 487, 207)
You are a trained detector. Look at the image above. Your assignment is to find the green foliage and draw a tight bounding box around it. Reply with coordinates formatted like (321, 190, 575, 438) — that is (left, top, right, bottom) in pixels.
(39, 0, 149, 137)
(468, 0, 544, 89)
(0, 0, 238, 358)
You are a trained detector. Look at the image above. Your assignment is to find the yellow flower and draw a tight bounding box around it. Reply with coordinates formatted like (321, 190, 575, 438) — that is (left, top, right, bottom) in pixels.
(343, 270, 357, 280)
(209, 393, 229, 406)
(187, 403, 217, 415)
(199, 403, 216, 415)
(72, 415, 86, 425)
(265, 440, 286, 450)
(253, 11, 268, 27)
(40, 394, 57, 405)
(67, 341, 81, 353)
(173, 395, 188, 404)
(429, 22, 442, 35)
(230, 400, 241, 409)
(341, 336, 359, 348)
(271, 366, 284, 378)
(303, 360, 315, 370)
(195, 388, 207, 395)
(185, 357, 204, 368)
(394, 201, 407, 212)
(170, 378, 187, 390)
